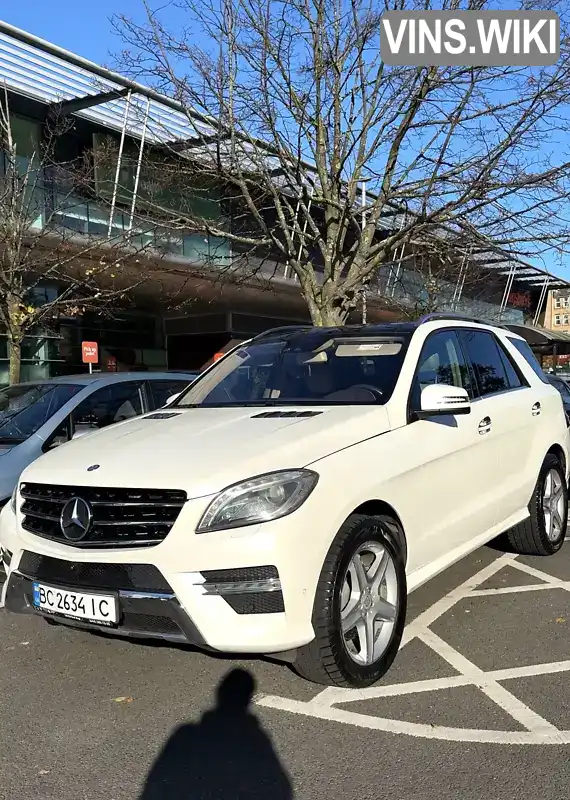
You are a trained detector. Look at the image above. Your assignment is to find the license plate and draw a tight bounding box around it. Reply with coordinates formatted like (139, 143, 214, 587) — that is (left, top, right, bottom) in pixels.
(32, 582, 118, 626)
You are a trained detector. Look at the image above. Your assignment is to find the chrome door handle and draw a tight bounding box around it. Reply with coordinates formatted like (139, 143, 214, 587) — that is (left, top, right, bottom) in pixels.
(532, 402, 541, 417)
(478, 416, 492, 435)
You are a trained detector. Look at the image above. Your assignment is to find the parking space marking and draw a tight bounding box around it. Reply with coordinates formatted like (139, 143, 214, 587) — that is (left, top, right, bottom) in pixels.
(258, 552, 570, 743)
(508, 559, 570, 587)
(470, 582, 570, 596)
(257, 693, 570, 745)
(401, 553, 517, 644)
(418, 629, 558, 734)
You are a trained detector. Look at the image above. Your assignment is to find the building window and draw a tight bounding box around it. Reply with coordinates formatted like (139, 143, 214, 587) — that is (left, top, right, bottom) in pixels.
(555, 315, 562, 325)
(555, 297, 563, 308)
(564, 315, 570, 325)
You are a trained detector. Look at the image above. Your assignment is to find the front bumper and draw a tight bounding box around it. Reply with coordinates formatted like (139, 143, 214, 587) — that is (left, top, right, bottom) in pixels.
(4, 571, 206, 646)
(0, 481, 346, 654)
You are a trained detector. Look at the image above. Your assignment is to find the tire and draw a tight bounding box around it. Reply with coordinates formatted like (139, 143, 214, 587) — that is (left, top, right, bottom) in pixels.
(507, 454, 568, 556)
(294, 514, 407, 687)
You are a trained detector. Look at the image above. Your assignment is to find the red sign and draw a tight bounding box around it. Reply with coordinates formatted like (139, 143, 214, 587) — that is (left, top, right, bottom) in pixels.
(81, 341, 99, 364)
(507, 290, 532, 309)
(106, 355, 118, 372)
(213, 352, 224, 362)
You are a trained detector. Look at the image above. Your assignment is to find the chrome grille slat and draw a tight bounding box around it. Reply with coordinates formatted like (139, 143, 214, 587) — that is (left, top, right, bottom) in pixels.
(90, 501, 184, 508)
(19, 482, 187, 549)
(96, 519, 173, 526)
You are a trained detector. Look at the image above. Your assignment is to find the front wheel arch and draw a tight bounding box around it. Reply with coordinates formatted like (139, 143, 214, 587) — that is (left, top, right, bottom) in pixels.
(351, 500, 407, 564)
(547, 444, 566, 478)
(294, 513, 407, 687)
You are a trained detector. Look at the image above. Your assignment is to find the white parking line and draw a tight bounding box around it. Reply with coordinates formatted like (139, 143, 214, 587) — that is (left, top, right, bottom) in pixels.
(470, 582, 570, 596)
(258, 552, 570, 743)
(418, 629, 558, 734)
(257, 694, 569, 745)
(509, 559, 570, 586)
(401, 553, 517, 644)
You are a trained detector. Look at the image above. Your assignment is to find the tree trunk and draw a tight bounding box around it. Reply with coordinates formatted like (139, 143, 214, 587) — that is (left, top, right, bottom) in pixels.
(306, 298, 349, 327)
(8, 337, 22, 385)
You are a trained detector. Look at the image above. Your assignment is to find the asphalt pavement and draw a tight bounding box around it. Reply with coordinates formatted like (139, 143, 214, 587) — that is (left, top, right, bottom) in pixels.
(2, 540, 570, 800)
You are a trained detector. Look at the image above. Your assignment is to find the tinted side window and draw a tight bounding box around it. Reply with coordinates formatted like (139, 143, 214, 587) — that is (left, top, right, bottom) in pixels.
(410, 330, 473, 409)
(458, 331, 510, 397)
(73, 382, 143, 430)
(148, 380, 192, 409)
(506, 337, 550, 384)
(496, 342, 525, 389)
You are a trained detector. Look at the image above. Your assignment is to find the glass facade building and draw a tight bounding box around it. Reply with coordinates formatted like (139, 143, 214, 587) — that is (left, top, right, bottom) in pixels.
(1, 23, 568, 383)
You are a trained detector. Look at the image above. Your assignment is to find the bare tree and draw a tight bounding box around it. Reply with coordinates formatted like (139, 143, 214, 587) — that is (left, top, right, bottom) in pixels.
(112, 0, 570, 326)
(0, 89, 158, 384)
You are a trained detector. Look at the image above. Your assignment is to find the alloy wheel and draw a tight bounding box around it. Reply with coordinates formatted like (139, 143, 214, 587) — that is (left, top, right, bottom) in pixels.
(340, 540, 398, 666)
(543, 468, 566, 542)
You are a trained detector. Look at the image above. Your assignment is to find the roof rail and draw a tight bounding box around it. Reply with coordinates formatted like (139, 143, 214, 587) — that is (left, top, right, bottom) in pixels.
(252, 325, 313, 340)
(417, 312, 507, 329)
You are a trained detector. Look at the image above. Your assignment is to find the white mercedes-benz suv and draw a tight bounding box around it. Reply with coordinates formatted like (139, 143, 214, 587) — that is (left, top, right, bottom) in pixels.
(1, 315, 568, 687)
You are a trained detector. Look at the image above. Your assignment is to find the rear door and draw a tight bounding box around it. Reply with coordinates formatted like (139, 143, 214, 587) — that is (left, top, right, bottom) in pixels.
(457, 328, 533, 527)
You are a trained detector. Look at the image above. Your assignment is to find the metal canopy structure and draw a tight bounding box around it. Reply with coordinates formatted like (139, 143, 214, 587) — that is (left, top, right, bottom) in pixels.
(1, 19, 570, 317)
(505, 323, 570, 356)
(0, 20, 213, 143)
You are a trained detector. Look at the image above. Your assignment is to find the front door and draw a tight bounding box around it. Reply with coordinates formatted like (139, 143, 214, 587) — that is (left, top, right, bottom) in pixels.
(390, 328, 501, 571)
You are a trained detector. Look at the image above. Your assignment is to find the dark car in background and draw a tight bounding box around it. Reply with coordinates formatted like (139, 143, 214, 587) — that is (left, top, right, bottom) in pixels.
(0, 371, 198, 507)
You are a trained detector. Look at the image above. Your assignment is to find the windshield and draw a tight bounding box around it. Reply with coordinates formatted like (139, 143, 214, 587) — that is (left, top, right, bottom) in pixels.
(175, 332, 410, 407)
(0, 383, 83, 443)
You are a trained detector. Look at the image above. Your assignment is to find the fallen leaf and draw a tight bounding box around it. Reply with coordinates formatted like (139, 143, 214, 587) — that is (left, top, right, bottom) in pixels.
(555, 617, 566, 623)
(114, 696, 134, 704)
(38, 770, 50, 776)
(20, 641, 30, 646)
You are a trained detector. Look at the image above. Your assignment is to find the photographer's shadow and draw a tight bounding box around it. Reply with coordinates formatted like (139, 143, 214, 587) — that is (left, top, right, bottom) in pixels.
(139, 668, 293, 799)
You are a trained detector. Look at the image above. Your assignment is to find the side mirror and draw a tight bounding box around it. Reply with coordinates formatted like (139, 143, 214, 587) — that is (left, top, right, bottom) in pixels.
(418, 384, 471, 418)
(164, 393, 180, 407)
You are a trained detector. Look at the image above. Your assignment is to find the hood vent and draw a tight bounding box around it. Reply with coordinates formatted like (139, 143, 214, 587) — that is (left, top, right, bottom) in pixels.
(251, 410, 322, 418)
(143, 412, 182, 420)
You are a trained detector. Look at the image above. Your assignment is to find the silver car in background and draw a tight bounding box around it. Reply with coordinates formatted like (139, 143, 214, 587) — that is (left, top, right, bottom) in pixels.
(0, 372, 197, 506)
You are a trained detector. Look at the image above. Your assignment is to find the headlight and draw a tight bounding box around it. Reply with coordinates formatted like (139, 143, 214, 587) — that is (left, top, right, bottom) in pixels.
(9, 485, 18, 514)
(196, 469, 319, 532)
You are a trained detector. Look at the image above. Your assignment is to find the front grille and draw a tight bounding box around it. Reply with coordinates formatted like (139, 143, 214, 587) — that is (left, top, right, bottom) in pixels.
(20, 483, 187, 549)
(18, 551, 173, 593)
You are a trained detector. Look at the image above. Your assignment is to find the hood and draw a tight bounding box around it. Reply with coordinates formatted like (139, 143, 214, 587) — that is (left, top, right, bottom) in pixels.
(22, 405, 391, 496)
